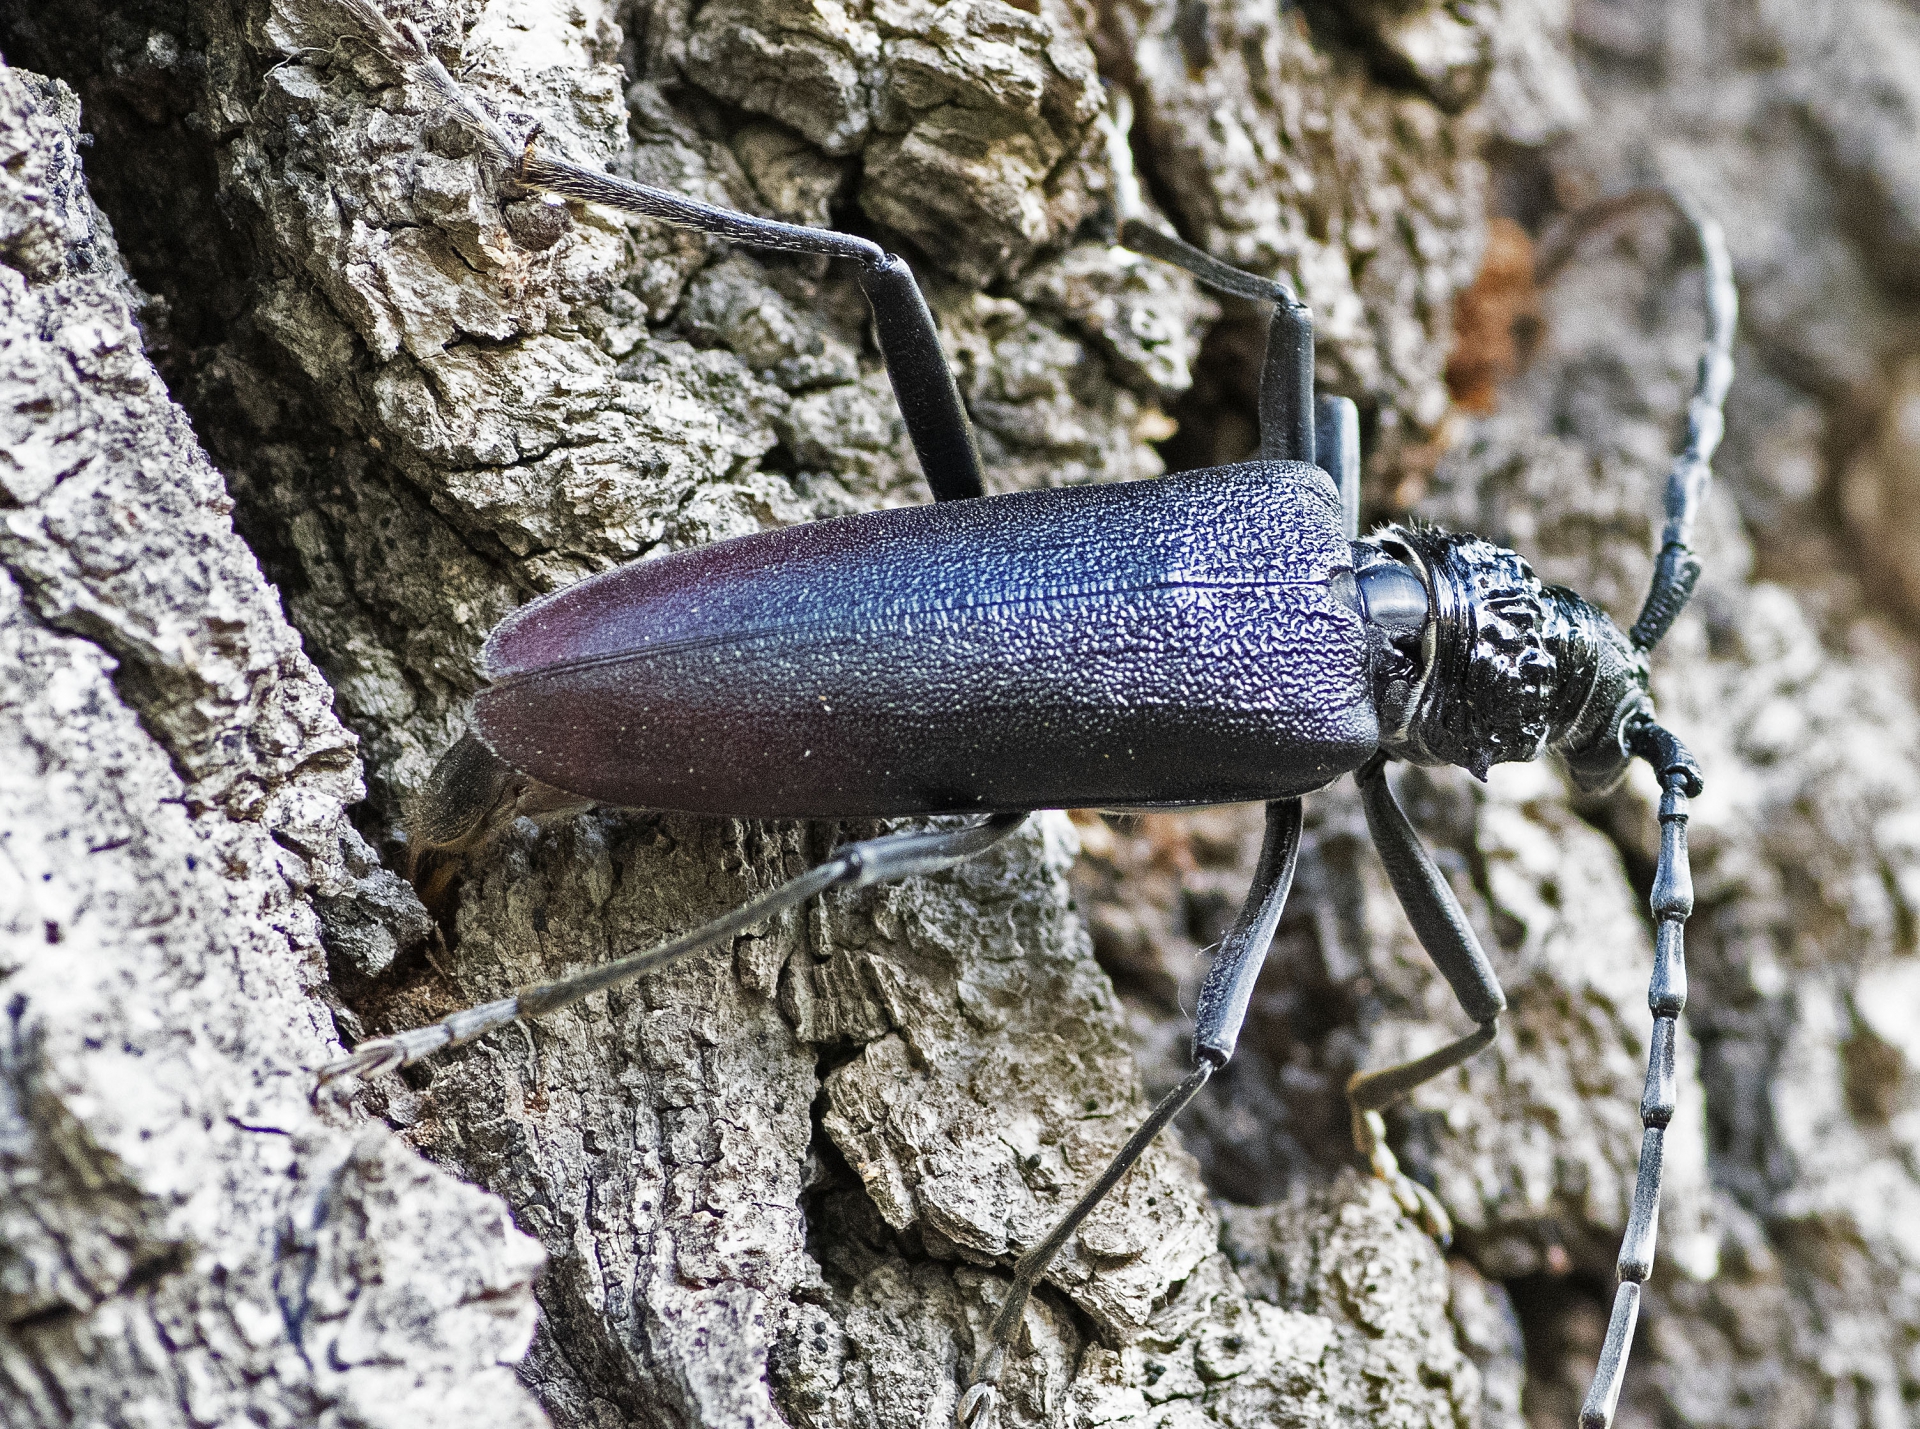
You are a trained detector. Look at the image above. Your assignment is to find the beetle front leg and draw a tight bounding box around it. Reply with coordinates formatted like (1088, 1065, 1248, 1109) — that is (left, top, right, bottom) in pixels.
(1349, 755, 1508, 1242)
(960, 800, 1303, 1429)
(318, 812, 1028, 1085)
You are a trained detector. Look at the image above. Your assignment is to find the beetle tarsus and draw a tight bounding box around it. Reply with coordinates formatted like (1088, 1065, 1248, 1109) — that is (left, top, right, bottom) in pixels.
(407, 733, 593, 913)
(318, 1037, 408, 1085)
(959, 1061, 1214, 1426)
(1350, 1104, 1453, 1244)
(318, 995, 524, 1085)
(1342, 1017, 1500, 1243)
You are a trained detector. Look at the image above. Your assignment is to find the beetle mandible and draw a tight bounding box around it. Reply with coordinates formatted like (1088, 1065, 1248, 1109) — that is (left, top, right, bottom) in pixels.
(318, 4, 1736, 1424)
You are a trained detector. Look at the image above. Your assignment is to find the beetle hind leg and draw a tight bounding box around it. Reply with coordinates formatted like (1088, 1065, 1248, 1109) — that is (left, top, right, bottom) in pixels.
(318, 812, 1028, 1087)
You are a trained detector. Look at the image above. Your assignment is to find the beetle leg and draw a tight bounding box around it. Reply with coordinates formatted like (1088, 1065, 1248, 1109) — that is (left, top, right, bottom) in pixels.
(960, 800, 1302, 1429)
(334, 0, 984, 503)
(850, 256, 985, 501)
(1101, 96, 1319, 466)
(1192, 800, 1305, 1064)
(1346, 1030, 1495, 1242)
(1350, 756, 1508, 1243)
(1115, 217, 1316, 466)
(317, 812, 1027, 1086)
(1316, 394, 1362, 539)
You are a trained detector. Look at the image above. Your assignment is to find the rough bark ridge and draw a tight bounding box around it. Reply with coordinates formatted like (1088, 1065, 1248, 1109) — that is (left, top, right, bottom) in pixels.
(0, 64, 544, 1427)
(6, 0, 1912, 1426)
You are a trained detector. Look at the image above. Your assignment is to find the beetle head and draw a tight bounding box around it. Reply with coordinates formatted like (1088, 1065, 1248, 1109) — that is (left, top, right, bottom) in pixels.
(1357, 525, 1652, 792)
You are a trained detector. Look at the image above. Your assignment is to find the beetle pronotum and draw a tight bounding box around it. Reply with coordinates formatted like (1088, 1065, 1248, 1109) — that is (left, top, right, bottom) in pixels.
(316, 4, 1736, 1423)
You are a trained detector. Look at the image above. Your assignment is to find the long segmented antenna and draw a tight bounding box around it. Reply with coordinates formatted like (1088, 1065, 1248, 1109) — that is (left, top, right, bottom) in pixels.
(1626, 195, 1737, 652)
(1548, 186, 1728, 1425)
(1579, 723, 1700, 1428)
(1534, 190, 1735, 653)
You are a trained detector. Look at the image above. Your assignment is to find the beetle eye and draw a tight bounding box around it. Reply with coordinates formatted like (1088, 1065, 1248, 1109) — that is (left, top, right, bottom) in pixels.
(1356, 561, 1429, 642)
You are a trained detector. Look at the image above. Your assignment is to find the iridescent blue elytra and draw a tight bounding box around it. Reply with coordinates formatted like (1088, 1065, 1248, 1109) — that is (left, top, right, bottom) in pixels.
(474, 462, 1377, 818)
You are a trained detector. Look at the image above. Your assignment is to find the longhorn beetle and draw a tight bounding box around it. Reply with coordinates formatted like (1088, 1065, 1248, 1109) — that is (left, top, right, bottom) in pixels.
(318, 3, 1736, 1424)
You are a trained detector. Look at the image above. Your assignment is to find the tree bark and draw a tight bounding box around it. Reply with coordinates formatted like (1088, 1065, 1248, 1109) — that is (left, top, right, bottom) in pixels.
(4, 0, 1919, 1427)
(0, 60, 545, 1427)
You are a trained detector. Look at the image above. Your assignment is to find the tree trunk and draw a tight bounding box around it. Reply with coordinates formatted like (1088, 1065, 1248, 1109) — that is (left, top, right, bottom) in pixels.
(3, 1, 1918, 1427)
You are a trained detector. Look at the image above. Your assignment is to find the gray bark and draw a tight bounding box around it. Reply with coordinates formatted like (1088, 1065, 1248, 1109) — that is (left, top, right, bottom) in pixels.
(0, 62, 545, 1427)
(2, 0, 1916, 1427)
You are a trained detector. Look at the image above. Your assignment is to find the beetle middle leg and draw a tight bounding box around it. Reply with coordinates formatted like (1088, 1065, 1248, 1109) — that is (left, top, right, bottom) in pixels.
(318, 812, 1027, 1084)
(1103, 96, 1362, 512)
(1348, 753, 1507, 1240)
(960, 799, 1304, 1429)
(1110, 196, 1364, 530)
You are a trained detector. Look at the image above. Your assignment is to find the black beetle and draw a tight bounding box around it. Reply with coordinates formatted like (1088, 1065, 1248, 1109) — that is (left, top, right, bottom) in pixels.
(321, 6, 1736, 1425)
